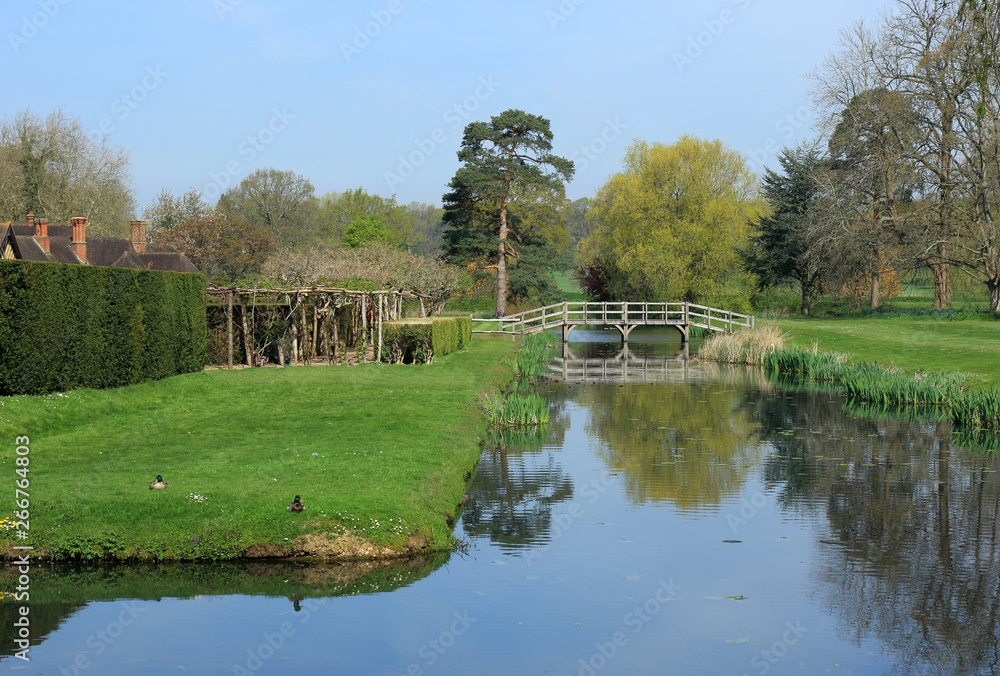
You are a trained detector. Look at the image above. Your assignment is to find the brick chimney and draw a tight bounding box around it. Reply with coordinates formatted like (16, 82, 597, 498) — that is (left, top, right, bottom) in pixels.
(70, 217, 87, 264)
(130, 220, 147, 253)
(33, 214, 50, 254)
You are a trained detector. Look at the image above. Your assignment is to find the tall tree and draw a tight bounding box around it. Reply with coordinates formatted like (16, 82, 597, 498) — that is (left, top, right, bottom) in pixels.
(741, 144, 830, 315)
(217, 168, 317, 250)
(0, 108, 135, 235)
(825, 89, 918, 307)
(578, 137, 766, 310)
(443, 109, 574, 317)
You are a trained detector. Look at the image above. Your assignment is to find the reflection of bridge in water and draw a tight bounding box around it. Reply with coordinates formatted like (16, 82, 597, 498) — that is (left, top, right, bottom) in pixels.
(552, 344, 688, 383)
(549, 344, 773, 388)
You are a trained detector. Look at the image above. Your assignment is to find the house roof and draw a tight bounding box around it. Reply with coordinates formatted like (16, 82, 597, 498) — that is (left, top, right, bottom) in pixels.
(4, 220, 201, 275)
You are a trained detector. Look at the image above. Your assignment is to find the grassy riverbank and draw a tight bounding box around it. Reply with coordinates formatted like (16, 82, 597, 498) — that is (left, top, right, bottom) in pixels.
(0, 337, 516, 561)
(778, 315, 1000, 391)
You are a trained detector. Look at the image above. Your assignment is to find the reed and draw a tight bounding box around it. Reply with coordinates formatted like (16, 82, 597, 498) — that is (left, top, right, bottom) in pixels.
(951, 390, 1000, 431)
(477, 390, 549, 428)
(764, 345, 847, 380)
(697, 322, 787, 365)
(511, 332, 558, 377)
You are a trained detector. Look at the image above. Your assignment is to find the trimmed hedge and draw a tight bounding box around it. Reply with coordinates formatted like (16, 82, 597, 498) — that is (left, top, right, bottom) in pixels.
(0, 260, 207, 395)
(380, 316, 472, 364)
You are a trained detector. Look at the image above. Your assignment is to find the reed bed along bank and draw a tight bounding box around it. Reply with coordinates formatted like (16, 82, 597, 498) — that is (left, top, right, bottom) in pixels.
(478, 332, 557, 429)
(699, 326, 1000, 438)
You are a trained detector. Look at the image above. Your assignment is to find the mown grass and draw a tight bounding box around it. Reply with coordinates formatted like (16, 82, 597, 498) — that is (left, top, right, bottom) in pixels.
(553, 270, 587, 302)
(0, 337, 516, 560)
(778, 315, 1000, 391)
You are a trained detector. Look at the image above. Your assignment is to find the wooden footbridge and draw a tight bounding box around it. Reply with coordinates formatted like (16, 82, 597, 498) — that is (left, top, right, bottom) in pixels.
(471, 301, 754, 344)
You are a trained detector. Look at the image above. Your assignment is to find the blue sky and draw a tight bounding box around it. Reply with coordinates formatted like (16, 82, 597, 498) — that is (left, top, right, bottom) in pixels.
(2, 0, 893, 211)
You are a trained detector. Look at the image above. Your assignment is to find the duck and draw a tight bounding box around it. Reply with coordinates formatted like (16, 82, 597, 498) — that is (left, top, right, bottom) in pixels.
(149, 475, 168, 489)
(287, 495, 305, 512)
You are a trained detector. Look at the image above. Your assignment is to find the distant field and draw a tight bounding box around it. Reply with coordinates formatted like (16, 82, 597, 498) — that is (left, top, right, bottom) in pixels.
(552, 270, 587, 302)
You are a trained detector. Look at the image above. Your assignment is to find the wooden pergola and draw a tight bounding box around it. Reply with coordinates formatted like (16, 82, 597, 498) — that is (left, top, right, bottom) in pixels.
(206, 284, 425, 368)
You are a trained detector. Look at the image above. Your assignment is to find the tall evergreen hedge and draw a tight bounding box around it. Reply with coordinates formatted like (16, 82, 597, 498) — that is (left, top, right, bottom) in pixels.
(0, 260, 207, 395)
(380, 317, 472, 364)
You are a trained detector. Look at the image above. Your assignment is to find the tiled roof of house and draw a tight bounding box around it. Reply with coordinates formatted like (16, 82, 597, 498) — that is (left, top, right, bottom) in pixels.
(3, 216, 201, 275)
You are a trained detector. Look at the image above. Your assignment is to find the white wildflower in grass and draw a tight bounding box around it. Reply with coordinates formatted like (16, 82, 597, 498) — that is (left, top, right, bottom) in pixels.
(187, 493, 208, 503)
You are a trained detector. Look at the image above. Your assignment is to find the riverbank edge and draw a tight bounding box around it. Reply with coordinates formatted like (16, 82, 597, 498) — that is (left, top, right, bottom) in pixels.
(0, 337, 518, 563)
(696, 324, 1000, 436)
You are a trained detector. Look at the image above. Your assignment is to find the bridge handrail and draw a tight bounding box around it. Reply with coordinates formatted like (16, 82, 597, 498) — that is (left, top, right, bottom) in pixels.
(471, 301, 754, 334)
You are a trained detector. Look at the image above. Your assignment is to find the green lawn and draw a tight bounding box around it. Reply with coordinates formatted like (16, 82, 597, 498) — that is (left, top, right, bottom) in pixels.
(0, 337, 515, 561)
(553, 270, 587, 302)
(779, 316, 1000, 390)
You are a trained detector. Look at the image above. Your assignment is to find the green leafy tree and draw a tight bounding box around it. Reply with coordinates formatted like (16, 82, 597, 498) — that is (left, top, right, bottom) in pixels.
(741, 144, 830, 315)
(217, 168, 317, 250)
(578, 136, 766, 310)
(443, 109, 575, 317)
(316, 188, 415, 248)
(407, 201, 446, 257)
(342, 214, 398, 249)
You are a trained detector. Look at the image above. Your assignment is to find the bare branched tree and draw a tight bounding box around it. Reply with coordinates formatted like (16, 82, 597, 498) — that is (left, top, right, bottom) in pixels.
(0, 108, 135, 235)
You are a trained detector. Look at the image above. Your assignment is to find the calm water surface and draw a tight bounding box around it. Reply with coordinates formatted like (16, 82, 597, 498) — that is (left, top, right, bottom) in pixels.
(4, 331, 1000, 675)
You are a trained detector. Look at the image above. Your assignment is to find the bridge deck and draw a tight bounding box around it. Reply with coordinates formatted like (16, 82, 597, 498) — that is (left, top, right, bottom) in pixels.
(471, 301, 753, 342)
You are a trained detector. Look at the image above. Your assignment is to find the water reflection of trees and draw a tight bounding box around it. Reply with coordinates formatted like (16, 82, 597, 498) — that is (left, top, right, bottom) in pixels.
(755, 390, 1000, 674)
(462, 441, 575, 552)
(0, 556, 451, 659)
(580, 366, 769, 509)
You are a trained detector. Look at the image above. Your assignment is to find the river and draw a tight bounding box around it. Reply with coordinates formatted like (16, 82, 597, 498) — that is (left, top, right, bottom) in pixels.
(3, 330, 1000, 675)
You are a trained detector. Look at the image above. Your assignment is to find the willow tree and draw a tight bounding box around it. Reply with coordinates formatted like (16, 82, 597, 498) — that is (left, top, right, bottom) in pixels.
(577, 136, 767, 310)
(442, 109, 574, 317)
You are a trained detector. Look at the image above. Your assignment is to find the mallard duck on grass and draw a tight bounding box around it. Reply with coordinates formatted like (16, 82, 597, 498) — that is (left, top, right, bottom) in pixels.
(288, 496, 305, 512)
(149, 475, 168, 489)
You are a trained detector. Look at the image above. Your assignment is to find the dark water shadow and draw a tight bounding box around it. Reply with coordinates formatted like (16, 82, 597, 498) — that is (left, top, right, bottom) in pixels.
(0, 554, 448, 659)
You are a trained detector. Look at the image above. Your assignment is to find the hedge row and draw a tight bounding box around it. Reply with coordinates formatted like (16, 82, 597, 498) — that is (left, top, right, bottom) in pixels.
(0, 260, 207, 395)
(380, 317, 472, 364)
